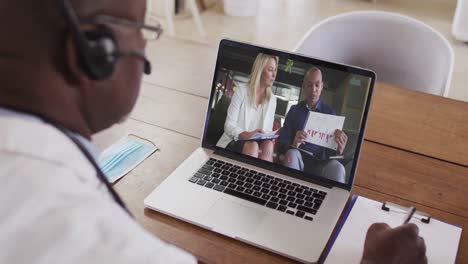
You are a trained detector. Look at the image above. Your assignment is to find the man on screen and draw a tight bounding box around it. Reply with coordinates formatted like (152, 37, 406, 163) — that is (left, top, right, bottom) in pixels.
(277, 67, 348, 183)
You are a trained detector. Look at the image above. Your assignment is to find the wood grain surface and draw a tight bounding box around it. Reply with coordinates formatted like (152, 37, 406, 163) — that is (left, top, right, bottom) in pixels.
(102, 82, 467, 263)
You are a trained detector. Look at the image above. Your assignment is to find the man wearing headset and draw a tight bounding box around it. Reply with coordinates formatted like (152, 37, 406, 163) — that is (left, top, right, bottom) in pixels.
(0, 0, 427, 263)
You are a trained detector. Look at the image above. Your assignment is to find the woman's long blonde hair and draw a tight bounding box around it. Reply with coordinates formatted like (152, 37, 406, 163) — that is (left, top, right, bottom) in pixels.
(248, 53, 279, 107)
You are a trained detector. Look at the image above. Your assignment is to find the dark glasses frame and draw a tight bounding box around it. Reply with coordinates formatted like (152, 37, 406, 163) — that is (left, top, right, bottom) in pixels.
(82, 14, 163, 41)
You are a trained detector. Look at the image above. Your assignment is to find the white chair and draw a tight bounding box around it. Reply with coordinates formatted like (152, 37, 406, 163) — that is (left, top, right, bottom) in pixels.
(294, 11, 454, 97)
(147, 0, 206, 37)
(453, 0, 468, 42)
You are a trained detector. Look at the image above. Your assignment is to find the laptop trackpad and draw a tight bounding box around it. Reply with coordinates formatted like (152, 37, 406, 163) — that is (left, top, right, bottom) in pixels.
(202, 198, 266, 237)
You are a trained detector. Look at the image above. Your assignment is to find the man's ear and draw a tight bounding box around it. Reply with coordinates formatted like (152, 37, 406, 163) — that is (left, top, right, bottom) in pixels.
(64, 34, 90, 85)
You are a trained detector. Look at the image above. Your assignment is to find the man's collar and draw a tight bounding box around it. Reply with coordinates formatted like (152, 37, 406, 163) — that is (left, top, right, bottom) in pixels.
(0, 107, 100, 160)
(302, 99, 323, 112)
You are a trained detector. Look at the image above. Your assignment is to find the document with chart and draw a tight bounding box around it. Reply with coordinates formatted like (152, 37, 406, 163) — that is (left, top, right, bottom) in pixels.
(303, 111, 345, 150)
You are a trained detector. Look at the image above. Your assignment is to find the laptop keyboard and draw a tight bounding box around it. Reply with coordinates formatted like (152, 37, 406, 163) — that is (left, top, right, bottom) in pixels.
(188, 158, 327, 222)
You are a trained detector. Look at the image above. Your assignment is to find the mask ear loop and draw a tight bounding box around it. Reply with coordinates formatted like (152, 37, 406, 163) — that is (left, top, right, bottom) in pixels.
(128, 134, 157, 148)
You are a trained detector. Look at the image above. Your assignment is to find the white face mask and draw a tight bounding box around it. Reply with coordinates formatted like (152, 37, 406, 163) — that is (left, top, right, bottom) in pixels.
(98, 135, 158, 183)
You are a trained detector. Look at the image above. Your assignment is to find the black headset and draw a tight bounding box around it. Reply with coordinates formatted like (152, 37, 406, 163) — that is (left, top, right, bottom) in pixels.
(55, 0, 137, 216)
(59, 0, 151, 80)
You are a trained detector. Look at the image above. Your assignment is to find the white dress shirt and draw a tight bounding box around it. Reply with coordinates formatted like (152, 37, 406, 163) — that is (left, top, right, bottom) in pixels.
(0, 108, 196, 264)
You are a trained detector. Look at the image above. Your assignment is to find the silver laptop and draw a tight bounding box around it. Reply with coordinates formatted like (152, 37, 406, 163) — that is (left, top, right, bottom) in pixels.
(145, 39, 376, 263)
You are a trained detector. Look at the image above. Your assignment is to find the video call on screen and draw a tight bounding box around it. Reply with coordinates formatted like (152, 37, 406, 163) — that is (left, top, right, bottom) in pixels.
(205, 44, 372, 184)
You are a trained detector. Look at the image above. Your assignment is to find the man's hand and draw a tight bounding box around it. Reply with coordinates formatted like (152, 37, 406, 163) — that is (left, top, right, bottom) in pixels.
(334, 129, 348, 155)
(239, 129, 263, 140)
(293, 131, 308, 148)
(361, 223, 427, 264)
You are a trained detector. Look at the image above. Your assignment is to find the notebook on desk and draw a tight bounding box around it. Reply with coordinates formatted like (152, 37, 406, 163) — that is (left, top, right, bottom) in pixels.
(239, 130, 279, 141)
(323, 195, 462, 263)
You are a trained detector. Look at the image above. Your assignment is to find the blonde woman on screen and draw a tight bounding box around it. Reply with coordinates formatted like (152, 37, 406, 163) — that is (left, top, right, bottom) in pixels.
(217, 53, 278, 162)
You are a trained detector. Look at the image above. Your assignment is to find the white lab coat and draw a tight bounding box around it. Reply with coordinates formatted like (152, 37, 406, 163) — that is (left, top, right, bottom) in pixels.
(0, 116, 196, 264)
(216, 84, 277, 148)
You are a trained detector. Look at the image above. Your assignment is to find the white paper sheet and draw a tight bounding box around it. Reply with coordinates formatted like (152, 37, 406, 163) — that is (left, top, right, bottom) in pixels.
(325, 196, 462, 264)
(303, 111, 345, 150)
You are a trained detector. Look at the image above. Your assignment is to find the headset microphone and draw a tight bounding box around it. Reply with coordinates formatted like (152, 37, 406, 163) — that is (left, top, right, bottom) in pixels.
(114, 51, 152, 75)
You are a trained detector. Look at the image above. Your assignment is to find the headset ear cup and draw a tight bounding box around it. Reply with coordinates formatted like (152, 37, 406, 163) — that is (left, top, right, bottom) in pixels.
(82, 29, 117, 80)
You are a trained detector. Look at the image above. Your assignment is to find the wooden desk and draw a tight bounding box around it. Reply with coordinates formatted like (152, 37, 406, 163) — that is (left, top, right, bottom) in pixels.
(366, 82, 468, 166)
(104, 82, 467, 263)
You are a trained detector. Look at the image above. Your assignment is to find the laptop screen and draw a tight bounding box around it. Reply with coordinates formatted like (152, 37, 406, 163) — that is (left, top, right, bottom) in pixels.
(202, 39, 375, 190)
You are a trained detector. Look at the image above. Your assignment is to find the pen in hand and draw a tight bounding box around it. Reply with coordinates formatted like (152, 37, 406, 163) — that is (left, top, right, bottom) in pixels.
(403, 206, 416, 224)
